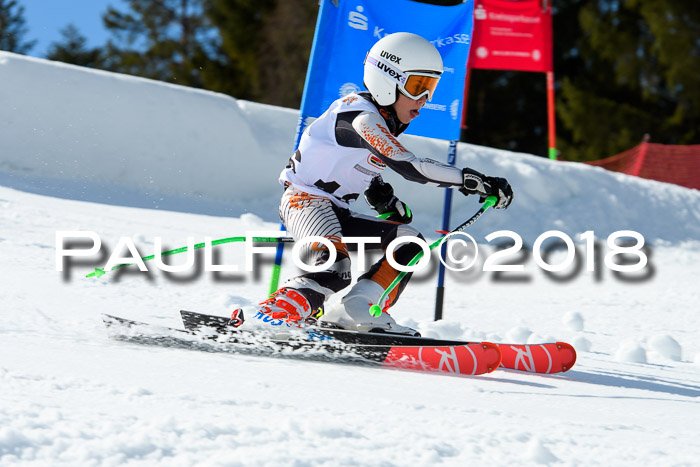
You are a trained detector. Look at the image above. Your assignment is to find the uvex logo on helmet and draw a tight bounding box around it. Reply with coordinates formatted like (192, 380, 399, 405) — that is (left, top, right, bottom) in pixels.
(380, 50, 402, 64)
(367, 56, 406, 84)
(377, 62, 404, 83)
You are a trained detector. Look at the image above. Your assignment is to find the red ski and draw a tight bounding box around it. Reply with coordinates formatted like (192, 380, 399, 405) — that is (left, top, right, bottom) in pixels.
(384, 342, 502, 376)
(176, 311, 577, 375)
(498, 342, 577, 374)
(105, 313, 503, 377)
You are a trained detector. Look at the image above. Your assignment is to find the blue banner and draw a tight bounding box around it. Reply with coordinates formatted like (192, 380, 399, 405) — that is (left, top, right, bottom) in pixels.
(300, 0, 474, 141)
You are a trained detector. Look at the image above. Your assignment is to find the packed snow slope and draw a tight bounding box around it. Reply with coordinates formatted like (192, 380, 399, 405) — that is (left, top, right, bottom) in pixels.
(2, 52, 700, 466)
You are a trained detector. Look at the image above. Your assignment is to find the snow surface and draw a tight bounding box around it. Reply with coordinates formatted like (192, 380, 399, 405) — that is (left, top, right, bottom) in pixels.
(1, 51, 700, 466)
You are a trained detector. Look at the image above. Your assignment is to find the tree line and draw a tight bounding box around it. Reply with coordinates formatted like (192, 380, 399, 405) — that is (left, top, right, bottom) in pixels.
(1, 0, 698, 161)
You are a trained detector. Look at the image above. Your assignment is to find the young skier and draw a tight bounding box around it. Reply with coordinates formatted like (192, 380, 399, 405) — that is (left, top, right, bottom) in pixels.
(242, 32, 512, 335)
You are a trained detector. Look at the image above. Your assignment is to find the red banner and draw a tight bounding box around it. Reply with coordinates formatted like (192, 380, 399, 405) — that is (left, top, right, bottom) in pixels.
(469, 0, 552, 73)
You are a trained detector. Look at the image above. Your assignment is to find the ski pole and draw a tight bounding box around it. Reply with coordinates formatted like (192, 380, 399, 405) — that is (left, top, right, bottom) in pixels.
(368, 195, 497, 317)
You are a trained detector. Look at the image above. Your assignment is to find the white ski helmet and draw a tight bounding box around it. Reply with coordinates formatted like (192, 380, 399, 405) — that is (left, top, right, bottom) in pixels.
(363, 32, 443, 106)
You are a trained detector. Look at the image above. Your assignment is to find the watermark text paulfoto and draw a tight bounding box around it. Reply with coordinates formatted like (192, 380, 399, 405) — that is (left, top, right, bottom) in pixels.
(56, 229, 650, 279)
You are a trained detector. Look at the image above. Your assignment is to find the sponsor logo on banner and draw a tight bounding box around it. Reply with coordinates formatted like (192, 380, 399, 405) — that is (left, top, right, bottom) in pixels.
(423, 103, 447, 112)
(470, 0, 552, 73)
(339, 82, 361, 97)
(489, 12, 540, 24)
(348, 6, 368, 30)
(476, 3, 541, 25)
(346, 6, 471, 51)
(450, 99, 460, 120)
(431, 34, 471, 48)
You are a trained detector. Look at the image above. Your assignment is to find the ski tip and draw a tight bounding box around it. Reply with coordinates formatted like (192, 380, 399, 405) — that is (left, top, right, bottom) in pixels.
(556, 342, 577, 372)
(481, 342, 503, 373)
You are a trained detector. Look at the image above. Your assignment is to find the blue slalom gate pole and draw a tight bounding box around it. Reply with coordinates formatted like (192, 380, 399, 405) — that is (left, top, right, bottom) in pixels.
(434, 140, 458, 320)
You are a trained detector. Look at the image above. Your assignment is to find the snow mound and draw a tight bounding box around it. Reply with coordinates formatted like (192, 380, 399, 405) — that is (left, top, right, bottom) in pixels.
(615, 340, 648, 363)
(506, 326, 533, 343)
(419, 319, 469, 340)
(527, 333, 558, 345)
(648, 334, 682, 361)
(527, 437, 560, 465)
(563, 311, 584, 332)
(572, 335, 592, 352)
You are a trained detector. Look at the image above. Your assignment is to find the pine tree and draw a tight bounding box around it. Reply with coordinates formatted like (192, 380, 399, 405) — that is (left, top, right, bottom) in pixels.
(102, 0, 214, 88)
(556, 0, 700, 160)
(0, 0, 35, 54)
(254, 0, 318, 108)
(203, 0, 276, 102)
(97, 0, 317, 103)
(629, 0, 700, 143)
(46, 24, 104, 68)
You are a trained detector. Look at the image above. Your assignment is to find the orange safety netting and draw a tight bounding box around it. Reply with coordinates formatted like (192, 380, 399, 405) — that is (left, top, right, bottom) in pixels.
(586, 140, 700, 190)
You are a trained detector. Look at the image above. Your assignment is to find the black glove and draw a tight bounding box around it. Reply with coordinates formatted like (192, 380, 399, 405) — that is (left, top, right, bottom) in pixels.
(459, 168, 513, 209)
(365, 176, 413, 223)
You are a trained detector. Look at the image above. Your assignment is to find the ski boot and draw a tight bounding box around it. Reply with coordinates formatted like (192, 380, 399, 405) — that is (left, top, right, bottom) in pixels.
(231, 288, 320, 329)
(320, 279, 419, 336)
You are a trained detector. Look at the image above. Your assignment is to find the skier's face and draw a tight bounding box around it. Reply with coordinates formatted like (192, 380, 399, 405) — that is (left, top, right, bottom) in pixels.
(393, 93, 428, 124)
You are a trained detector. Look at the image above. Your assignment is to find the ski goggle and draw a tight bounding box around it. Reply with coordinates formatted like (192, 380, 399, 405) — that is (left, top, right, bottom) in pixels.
(366, 54, 441, 101)
(401, 73, 441, 101)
